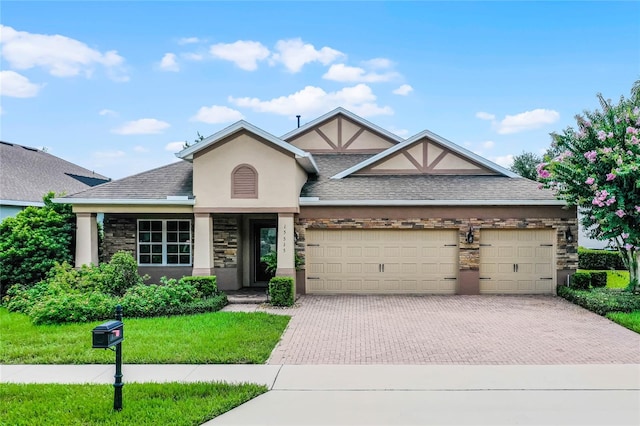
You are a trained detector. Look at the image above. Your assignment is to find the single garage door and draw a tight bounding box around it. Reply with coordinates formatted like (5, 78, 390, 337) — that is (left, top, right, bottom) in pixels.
(305, 229, 458, 294)
(479, 229, 555, 294)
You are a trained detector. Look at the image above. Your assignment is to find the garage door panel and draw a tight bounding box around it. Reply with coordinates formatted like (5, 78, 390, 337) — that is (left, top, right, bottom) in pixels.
(306, 229, 458, 294)
(480, 230, 555, 294)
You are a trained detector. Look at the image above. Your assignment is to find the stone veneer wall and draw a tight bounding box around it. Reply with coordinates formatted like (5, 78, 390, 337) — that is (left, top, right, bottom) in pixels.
(295, 217, 578, 271)
(213, 215, 239, 268)
(102, 215, 137, 262)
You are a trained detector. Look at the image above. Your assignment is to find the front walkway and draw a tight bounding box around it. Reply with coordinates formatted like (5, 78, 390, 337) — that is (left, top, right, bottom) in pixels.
(223, 295, 640, 365)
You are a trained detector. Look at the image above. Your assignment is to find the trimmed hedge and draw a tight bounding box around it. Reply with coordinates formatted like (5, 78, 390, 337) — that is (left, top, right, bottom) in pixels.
(578, 248, 626, 270)
(590, 272, 608, 288)
(570, 272, 592, 290)
(180, 276, 217, 297)
(557, 286, 640, 316)
(268, 276, 295, 307)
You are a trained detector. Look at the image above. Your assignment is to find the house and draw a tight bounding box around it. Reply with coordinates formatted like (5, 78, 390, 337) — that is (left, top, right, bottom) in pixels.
(0, 141, 110, 220)
(57, 108, 577, 295)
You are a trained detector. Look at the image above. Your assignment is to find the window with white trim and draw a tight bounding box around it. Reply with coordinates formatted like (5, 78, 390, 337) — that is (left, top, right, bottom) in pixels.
(137, 220, 192, 265)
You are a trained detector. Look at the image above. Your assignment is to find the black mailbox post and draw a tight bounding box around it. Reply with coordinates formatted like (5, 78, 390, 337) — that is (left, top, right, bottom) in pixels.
(92, 305, 124, 411)
(92, 320, 123, 349)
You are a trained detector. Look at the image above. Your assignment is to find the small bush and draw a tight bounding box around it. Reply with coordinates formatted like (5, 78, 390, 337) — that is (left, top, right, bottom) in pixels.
(180, 276, 218, 298)
(590, 271, 608, 288)
(268, 276, 295, 307)
(104, 250, 145, 296)
(557, 286, 640, 316)
(120, 279, 200, 318)
(570, 272, 592, 290)
(578, 248, 626, 270)
(29, 290, 117, 325)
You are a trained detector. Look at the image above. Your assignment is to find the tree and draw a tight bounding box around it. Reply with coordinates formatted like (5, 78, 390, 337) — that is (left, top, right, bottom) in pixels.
(537, 83, 640, 292)
(0, 193, 75, 297)
(510, 151, 542, 180)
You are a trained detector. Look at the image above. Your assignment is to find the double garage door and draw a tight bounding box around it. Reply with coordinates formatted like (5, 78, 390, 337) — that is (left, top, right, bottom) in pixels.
(305, 229, 556, 295)
(305, 229, 459, 294)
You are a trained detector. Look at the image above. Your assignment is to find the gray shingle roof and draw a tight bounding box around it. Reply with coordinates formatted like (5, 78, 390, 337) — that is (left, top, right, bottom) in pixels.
(0, 141, 110, 204)
(302, 154, 556, 201)
(66, 160, 192, 200)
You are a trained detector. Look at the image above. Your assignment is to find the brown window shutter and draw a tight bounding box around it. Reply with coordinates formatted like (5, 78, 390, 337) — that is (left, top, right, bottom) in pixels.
(231, 164, 258, 198)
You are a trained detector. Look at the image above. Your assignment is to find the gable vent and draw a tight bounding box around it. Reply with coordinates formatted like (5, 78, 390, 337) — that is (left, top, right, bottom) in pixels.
(231, 164, 258, 198)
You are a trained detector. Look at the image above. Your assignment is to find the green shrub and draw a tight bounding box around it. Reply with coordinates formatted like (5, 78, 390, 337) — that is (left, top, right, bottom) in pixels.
(29, 290, 117, 325)
(590, 271, 608, 288)
(268, 276, 295, 307)
(156, 293, 228, 316)
(570, 272, 592, 290)
(103, 250, 145, 296)
(180, 276, 218, 297)
(260, 251, 304, 274)
(557, 286, 640, 316)
(120, 278, 200, 318)
(578, 247, 626, 270)
(0, 193, 75, 297)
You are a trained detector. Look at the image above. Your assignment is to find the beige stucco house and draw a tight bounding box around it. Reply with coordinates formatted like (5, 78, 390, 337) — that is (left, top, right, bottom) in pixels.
(58, 108, 578, 295)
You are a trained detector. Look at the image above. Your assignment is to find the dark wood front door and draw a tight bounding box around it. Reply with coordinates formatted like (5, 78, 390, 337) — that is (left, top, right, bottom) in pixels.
(253, 222, 277, 284)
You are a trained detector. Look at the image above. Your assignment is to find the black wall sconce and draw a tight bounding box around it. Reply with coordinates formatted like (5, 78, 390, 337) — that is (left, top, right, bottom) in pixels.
(466, 227, 474, 244)
(565, 228, 574, 243)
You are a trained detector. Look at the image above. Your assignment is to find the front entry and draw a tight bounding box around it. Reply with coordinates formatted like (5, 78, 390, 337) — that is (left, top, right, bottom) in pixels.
(252, 221, 277, 285)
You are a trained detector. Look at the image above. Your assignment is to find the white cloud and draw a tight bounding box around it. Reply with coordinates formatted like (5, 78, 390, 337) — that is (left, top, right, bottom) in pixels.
(0, 25, 128, 81)
(476, 111, 496, 121)
(229, 84, 393, 118)
(0, 70, 42, 97)
(133, 146, 149, 153)
(178, 37, 200, 45)
(323, 64, 398, 83)
(182, 52, 204, 61)
(191, 105, 244, 124)
(271, 38, 344, 73)
(392, 84, 413, 96)
(496, 109, 560, 134)
(165, 141, 185, 152)
(490, 154, 514, 168)
(388, 126, 410, 137)
(210, 40, 270, 71)
(93, 150, 125, 159)
(482, 140, 495, 149)
(112, 118, 170, 135)
(99, 108, 117, 116)
(159, 53, 179, 72)
(363, 58, 393, 69)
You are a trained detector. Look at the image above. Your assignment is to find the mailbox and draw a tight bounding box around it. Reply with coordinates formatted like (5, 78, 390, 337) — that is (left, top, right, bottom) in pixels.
(92, 320, 124, 348)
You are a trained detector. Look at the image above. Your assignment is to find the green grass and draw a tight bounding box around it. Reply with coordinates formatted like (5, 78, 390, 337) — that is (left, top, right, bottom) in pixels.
(0, 382, 267, 425)
(606, 311, 640, 334)
(577, 269, 630, 289)
(0, 308, 290, 364)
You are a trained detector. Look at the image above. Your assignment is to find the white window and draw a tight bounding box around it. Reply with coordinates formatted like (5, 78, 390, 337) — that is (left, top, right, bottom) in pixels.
(137, 220, 192, 265)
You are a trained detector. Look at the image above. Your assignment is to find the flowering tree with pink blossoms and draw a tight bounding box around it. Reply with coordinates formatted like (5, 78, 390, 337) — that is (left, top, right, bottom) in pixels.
(538, 85, 640, 292)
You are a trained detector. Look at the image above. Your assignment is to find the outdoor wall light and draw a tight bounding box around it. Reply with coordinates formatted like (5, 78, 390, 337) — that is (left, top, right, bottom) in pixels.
(466, 227, 474, 244)
(565, 228, 574, 243)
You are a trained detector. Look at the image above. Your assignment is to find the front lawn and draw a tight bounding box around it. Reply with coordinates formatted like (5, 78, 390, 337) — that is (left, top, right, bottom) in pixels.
(0, 308, 289, 364)
(0, 382, 266, 426)
(606, 311, 640, 334)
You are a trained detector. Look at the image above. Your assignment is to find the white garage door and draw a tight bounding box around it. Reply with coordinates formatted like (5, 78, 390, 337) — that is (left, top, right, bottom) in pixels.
(305, 229, 458, 294)
(479, 229, 555, 294)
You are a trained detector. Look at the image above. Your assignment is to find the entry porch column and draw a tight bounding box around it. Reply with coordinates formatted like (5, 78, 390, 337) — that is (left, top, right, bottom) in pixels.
(192, 213, 214, 276)
(276, 213, 296, 279)
(75, 212, 99, 266)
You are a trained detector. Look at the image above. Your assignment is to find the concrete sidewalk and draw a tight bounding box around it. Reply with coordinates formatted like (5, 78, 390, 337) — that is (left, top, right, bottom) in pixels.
(2, 364, 639, 425)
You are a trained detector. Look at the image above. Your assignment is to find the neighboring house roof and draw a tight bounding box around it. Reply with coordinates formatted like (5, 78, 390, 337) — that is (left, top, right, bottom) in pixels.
(281, 107, 405, 145)
(63, 160, 193, 204)
(176, 120, 319, 174)
(0, 141, 110, 206)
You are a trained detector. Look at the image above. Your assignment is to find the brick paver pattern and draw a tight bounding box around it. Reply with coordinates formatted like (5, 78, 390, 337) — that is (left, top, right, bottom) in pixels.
(227, 295, 640, 365)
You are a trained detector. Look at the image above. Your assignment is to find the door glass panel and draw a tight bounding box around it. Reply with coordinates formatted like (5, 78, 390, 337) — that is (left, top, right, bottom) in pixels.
(260, 228, 277, 256)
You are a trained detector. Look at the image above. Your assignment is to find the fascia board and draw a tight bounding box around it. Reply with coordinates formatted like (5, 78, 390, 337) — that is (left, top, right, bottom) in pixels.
(299, 198, 567, 206)
(0, 199, 45, 207)
(51, 198, 196, 205)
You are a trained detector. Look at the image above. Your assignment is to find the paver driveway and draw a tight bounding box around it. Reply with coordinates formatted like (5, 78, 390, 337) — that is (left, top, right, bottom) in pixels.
(248, 295, 640, 365)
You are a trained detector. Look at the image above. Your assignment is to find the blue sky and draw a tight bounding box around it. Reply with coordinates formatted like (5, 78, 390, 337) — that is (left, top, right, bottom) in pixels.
(1, 1, 638, 180)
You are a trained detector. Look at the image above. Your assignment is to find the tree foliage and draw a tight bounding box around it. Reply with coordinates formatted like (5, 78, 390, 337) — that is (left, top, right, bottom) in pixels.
(510, 151, 543, 180)
(538, 83, 640, 291)
(0, 193, 75, 297)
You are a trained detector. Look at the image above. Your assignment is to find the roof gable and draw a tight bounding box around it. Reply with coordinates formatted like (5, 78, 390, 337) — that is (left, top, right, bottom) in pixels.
(331, 130, 518, 179)
(282, 108, 404, 154)
(176, 121, 318, 174)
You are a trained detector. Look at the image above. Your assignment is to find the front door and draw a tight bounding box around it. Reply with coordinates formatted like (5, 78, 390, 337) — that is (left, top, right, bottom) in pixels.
(253, 222, 277, 284)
